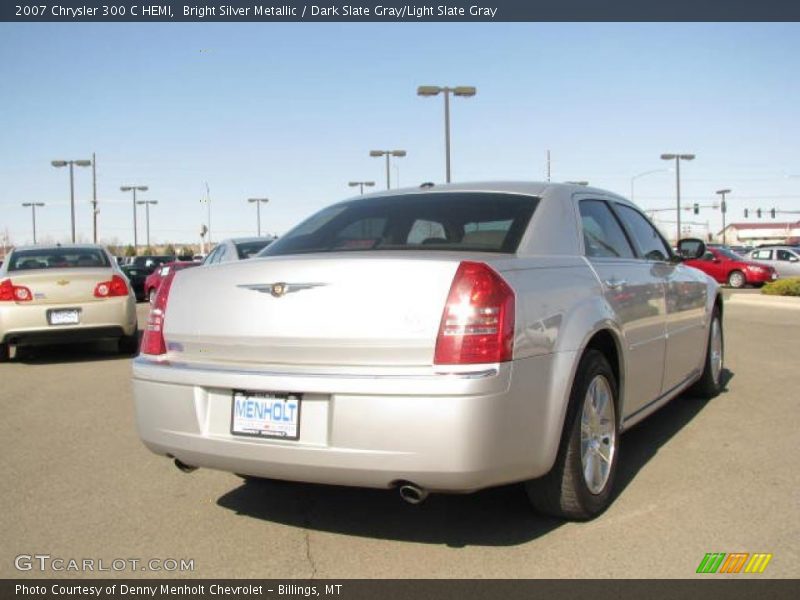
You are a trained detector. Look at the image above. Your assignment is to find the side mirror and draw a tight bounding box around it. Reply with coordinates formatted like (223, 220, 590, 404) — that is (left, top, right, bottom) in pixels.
(677, 238, 707, 260)
(790, 256, 799, 263)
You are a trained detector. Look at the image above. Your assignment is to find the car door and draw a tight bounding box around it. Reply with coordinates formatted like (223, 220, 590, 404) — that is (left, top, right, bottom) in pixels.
(578, 198, 667, 417)
(750, 249, 774, 269)
(614, 204, 708, 396)
(775, 249, 800, 277)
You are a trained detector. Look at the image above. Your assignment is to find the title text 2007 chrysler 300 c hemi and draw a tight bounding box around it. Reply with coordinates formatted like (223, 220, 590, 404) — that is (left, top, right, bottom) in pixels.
(132, 182, 723, 519)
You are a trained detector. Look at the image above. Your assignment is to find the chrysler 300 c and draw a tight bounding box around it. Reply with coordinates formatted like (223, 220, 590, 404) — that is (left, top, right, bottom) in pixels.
(132, 182, 723, 519)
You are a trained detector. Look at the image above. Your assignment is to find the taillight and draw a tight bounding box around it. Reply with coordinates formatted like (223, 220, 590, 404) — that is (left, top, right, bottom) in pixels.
(0, 279, 33, 302)
(434, 261, 515, 365)
(140, 274, 174, 356)
(94, 274, 128, 297)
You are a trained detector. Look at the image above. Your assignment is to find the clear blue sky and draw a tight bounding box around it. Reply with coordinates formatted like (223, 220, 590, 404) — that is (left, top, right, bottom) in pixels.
(1, 22, 798, 247)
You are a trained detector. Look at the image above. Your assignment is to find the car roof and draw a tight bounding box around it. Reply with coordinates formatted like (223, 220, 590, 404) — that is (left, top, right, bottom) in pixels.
(10, 243, 108, 252)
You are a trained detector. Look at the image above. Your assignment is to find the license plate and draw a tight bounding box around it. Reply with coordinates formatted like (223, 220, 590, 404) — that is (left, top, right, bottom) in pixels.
(231, 391, 302, 440)
(47, 308, 81, 326)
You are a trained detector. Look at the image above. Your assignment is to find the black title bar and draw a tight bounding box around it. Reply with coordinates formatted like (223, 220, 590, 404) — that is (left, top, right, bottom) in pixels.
(3, 0, 800, 22)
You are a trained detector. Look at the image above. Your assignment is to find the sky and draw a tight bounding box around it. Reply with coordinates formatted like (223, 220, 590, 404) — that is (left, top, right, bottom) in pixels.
(1, 22, 799, 248)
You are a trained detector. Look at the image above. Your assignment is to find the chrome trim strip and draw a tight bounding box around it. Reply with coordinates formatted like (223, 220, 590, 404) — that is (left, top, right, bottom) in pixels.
(133, 357, 498, 381)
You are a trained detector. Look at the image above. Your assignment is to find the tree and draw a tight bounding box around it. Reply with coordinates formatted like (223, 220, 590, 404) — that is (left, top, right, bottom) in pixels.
(124, 245, 136, 257)
(164, 243, 176, 256)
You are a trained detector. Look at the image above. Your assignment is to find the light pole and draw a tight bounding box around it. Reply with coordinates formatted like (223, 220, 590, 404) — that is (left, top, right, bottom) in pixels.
(417, 85, 476, 183)
(51, 159, 91, 243)
(716, 189, 731, 245)
(91, 152, 98, 243)
(348, 181, 375, 195)
(369, 150, 406, 190)
(247, 198, 270, 236)
(136, 200, 158, 249)
(21, 202, 45, 244)
(660, 153, 695, 242)
(120, 185, 148, 254)
(630, 168, 670, 202)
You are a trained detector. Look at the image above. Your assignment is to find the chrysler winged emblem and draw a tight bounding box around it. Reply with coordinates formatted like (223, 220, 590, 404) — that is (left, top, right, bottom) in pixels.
(56, 279, 70, 286)
(236, 282, 326, 297)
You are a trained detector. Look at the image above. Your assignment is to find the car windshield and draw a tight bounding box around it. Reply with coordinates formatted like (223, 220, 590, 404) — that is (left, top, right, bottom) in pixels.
(236, 240, 273, 259)
(7, 248, 110, 271)
(261, 192, 539, 257)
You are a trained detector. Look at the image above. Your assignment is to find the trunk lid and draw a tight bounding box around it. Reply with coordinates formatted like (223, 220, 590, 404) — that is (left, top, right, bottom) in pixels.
(163, 254, 479, 366)
(5, 268, 118, 305)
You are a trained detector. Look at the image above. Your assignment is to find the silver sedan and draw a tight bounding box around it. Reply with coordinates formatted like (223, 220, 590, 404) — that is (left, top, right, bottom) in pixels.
(132, 182, 723, 520)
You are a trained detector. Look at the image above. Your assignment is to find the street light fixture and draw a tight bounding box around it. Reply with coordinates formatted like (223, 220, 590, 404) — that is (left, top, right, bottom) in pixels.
(660, 153, 695, 242)
(120, 185, 148, 254)
(21, 202, 45, 244)
(136, 200, 158, 249)
(369, 150, 406, 189)
(51, 159, 91, 243)
(417, 85, 476, 183)
(348, 181, 375, 195)
(716, 189, 732, 245)
(247, 198, 270, 236)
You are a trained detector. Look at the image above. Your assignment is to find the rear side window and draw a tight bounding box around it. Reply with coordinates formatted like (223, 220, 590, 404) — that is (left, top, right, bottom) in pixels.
(579, 200, 634, 259)
(8, 248, 110, 271)
(262, 193, 539, 256)
(235, 240, 273, 259)
(614, 204, 672, 262)
(751, 249, 772, 260)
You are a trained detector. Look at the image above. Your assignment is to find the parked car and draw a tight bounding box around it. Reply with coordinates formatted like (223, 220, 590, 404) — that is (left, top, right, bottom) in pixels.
(133, 182, 723, 520)
(682, 246, 778, 288)
(144, 261, 200, 304)
(1, 244, 138, 360)
(202, 237, 275, 265)
(746, 246, 800, 278)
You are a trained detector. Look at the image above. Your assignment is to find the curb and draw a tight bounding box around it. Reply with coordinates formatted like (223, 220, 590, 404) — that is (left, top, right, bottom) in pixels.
(725, 294, 800, 310)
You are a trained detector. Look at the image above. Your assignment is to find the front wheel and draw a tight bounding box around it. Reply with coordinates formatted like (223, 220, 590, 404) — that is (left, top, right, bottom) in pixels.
(688, 306, 724, 398)
(727, 270, 746, 288)
(0, 342, 9, 363)
(525, 349, 620, 520)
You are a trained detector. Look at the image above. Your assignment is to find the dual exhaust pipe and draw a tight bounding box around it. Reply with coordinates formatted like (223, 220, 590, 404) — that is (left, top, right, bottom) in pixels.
(172, 459, 429, 505)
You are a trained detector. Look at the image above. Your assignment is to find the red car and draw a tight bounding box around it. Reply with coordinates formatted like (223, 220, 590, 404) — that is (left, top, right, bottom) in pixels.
(684, 246, 778, 288)
(144, 261, 200, 304)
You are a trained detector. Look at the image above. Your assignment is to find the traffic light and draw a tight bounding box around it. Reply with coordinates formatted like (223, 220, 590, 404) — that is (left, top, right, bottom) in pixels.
(693, 203, 699, 215)
(770, 208, 776, 219)
(744, 209, 749, 218)
(757, 208, 762, 218)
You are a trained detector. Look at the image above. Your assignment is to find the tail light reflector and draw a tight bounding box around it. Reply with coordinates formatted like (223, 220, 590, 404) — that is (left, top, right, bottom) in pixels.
(434, 261, 515, 365)
(94, 274, 129, 297)
(0, 279, 33, 302)
(141, 274, 175, 356)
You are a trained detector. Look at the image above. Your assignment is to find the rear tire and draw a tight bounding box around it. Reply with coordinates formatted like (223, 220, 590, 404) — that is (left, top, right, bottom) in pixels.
(0, 342, 9, 363)
(525, 349, 620, 520)
(727, 270, 746, 288)
(688, 306, 724, 399)
(118, 330, 139, 355)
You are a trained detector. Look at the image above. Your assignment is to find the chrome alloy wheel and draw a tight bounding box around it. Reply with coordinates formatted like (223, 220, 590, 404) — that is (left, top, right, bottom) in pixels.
(710, 317, 723, 386)
(580, 375, 617, 495)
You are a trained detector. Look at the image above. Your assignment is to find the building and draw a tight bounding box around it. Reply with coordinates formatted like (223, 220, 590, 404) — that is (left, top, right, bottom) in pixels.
(718, 221, 800, 246)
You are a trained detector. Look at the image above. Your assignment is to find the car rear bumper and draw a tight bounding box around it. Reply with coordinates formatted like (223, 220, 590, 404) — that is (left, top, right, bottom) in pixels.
(0, 296, 137, 345)
(132, 352, 574, 492)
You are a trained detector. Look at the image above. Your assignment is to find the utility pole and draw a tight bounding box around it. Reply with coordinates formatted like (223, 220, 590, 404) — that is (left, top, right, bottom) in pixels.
(92, 152, 98, 243)
(546, 150, 551, 182)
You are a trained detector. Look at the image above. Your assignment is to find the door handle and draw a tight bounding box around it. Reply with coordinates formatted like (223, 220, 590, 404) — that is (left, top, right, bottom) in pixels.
(604, 278, 627, 290)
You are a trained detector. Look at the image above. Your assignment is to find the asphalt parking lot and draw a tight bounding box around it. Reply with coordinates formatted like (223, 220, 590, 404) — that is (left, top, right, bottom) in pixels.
(2, 296, 798, 579)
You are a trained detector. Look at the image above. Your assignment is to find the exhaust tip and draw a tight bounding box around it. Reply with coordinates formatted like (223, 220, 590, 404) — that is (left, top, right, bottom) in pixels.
(398, 483, 429, 505)
(173, 458, 198, 473)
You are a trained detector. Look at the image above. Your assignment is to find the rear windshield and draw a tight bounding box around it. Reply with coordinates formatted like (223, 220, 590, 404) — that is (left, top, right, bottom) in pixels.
(7, 248, 110, 271)
(262, 192, 538, 257)
(236, 240, 273, 259)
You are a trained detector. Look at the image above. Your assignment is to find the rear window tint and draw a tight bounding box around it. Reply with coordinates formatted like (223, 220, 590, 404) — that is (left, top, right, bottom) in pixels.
(235, 240, 273, 259)
(8, 248, 110, 271)
(262, 192, 538, 256)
